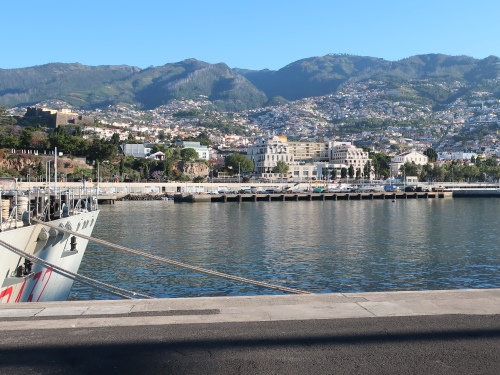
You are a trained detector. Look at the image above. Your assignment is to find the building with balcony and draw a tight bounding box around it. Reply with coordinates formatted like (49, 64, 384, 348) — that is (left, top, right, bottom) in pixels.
(288, 141, 329, 161)
(329, 141, 371, 174)
(246, 136, 294, 176)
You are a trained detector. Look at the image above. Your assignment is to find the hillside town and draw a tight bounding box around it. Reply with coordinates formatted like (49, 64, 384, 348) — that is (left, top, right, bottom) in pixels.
(4, 78, 500, 183)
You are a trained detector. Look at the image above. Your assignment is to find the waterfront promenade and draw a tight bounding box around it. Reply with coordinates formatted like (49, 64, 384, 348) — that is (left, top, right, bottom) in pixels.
(1, 289, 499, 374)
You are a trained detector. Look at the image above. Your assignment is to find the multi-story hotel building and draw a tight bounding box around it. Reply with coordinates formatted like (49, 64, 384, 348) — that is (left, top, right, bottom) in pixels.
(246, 136, 294, 178)
(246, 138, 372, 181)
(328, 141, 371, 172)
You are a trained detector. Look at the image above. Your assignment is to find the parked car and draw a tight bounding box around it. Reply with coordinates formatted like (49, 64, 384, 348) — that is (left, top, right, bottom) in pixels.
(384, 185, 399, 192)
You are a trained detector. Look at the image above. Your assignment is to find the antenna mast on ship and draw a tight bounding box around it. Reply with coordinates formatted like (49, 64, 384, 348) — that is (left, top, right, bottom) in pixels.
(54, 147, 57, 192)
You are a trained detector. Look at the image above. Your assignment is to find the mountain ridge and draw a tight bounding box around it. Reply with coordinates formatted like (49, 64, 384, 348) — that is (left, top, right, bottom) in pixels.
(0, 54, 499, 111)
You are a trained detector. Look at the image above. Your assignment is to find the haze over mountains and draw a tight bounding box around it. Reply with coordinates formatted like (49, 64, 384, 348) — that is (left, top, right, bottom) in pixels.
(0, 54, 499, 112)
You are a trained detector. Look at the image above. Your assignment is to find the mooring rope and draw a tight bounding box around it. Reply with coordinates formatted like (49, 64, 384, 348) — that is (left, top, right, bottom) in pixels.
(33, 218, 312, 295)
(0, 238, 153, 300)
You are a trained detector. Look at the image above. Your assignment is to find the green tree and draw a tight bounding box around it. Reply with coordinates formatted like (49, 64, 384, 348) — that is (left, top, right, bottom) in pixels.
(370, 152, 391, 179)
(20, 127, 36, 148)
(340, 167, 347, 179)
(401, 161, 419, 177)
(0, 125, 21, 148)
(272, 160, 289, 180)
(72, 126, 83, 137)
(330, 168, 337, 180)
(110, 133, 120, 146)
(483, 157, 498, 167)
(180, 148, 199, 161)
(424, 148, 438, 162)
(49, 126, 90, 156)
(225, 153, 254, 173)
(420, 163, 434, 182)
(87, 139, 117, 164)
(36, 162, 44, 180)
(432, 164, 447, 182)
(119, 157, 125, 181)
(28, 131, 50, 150)
(142, 160, 150, 181)
(363, 161, 371, 180)
(355, 168, 361, 179)
(348, 165, 354, 179)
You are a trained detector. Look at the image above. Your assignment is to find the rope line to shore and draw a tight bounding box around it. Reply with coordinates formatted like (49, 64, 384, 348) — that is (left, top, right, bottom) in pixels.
(33, 218, 312, 295)
(0, 239, 153, 300)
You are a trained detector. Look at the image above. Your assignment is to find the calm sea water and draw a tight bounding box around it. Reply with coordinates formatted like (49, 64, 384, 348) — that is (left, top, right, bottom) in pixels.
(69, 198, 500, 300)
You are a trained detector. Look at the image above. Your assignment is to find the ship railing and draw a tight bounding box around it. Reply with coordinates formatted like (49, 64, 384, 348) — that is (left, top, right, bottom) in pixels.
(0, 186, 99, 231)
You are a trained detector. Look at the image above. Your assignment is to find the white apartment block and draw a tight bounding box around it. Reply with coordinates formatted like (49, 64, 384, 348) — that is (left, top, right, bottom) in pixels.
(328, 141, 371, 173)
(246, 136, 294, 175)
(288, 141, 329, 161)
(437, 151, 476, 161)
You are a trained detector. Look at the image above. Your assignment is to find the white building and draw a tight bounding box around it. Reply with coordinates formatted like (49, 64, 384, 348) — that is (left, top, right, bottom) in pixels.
(390, 150, 428, 175)
(176, 141, 210, 160)
(121, 143, 151, 158)
(437, 151, 476, 162)
(247, 136, 294, 176)
(328, 141, 371, 174)
(146, 151, 165, 161)
(316, 163, 351, 180)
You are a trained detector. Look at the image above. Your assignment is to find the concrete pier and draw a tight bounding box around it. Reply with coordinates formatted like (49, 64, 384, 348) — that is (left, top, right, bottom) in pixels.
(1, 289, 499, 374)
(175, 191, 449, 203)
(2, 289, 499, 329)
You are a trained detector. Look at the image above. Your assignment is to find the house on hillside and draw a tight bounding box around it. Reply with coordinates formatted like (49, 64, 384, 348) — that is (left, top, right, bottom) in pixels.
(121, 143, 151, 158)
(146, 151, 165, 161)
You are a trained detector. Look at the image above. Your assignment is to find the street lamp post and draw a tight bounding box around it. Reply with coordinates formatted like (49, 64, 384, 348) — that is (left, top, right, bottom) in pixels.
(46, 161, 51, 190)
(403, 166, 406, 191)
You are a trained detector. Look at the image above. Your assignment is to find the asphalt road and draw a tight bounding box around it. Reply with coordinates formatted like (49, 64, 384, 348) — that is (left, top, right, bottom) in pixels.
(1, 314, 499, 375)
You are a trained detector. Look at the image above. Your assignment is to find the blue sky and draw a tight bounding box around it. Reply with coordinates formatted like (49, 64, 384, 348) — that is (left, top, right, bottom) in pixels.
(2, 0, 499, 71)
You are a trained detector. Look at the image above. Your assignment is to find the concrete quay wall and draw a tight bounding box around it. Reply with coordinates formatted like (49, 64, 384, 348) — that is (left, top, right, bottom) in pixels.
(1, 288, 499, 329)
(178, 191, 450, 203)
(20, 181, 500, 196)
(1, 289, 499, 374)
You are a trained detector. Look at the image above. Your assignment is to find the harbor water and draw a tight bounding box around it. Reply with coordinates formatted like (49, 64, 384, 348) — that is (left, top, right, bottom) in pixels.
(69, 198, 500, 300)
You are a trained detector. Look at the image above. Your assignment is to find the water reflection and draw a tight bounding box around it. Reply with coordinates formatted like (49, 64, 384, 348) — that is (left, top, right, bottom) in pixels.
(69, 198, 500, 300)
